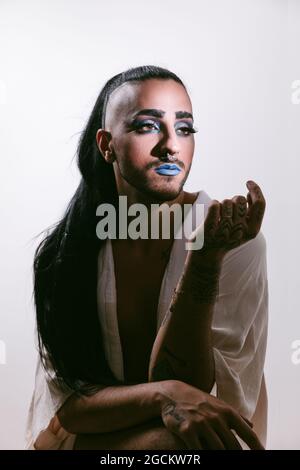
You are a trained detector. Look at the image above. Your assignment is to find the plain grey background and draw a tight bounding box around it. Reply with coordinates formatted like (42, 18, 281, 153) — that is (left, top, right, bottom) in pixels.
(0, 0, 299, 449)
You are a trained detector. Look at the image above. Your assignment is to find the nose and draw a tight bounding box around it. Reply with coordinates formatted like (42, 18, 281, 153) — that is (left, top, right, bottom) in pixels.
(160, 125, 180, 157)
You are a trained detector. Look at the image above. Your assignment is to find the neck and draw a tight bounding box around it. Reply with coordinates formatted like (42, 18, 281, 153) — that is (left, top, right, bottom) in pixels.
(111, 189, 199, 255)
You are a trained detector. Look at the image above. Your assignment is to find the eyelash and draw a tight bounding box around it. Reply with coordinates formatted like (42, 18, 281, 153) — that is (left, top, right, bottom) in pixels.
(133, 121, 198, 136)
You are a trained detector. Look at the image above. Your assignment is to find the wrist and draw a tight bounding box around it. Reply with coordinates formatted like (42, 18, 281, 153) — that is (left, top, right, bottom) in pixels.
(178, 253, 222, 304)
(186, 249, 225, 276)
(152, 380, 179, 414)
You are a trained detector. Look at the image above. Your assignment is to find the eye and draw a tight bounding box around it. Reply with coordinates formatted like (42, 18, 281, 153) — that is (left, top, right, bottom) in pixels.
(132, 120, 160, 133)
(140, 123, 157, 131)
(176, 126, 198, 136)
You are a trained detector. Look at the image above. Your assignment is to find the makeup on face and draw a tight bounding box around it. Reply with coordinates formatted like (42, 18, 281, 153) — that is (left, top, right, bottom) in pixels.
(127, 108, 198, 136)
(154, 163, 182, 176)
(131, 119, 197, 136)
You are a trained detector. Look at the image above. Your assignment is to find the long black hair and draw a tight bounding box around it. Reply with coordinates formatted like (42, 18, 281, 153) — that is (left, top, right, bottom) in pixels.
(33, 65, 187, 396)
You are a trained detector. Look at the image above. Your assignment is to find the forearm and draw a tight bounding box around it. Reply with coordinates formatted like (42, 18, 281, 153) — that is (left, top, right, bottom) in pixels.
(57, 380, 174, 435)
(74, 416, 189, 450)
(148, 251, 222, 392)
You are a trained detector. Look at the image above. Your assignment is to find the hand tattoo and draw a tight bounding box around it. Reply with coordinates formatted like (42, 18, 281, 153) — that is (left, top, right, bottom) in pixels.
(161, 401, 186, 424)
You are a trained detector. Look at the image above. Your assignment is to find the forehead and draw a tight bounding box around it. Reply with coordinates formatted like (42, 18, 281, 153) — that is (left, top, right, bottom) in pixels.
(105, 79, 192, 129)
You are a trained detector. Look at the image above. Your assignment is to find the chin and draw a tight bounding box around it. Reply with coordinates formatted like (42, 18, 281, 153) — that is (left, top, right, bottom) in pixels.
(142, 182, 183, 202)
(122, 170, 186, 202)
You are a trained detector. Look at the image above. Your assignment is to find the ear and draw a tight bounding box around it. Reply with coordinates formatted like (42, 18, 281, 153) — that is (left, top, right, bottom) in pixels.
(96, 129, 116, 163)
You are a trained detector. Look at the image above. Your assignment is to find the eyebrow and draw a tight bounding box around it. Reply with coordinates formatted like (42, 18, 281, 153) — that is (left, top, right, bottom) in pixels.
(132, 108, 194, 121)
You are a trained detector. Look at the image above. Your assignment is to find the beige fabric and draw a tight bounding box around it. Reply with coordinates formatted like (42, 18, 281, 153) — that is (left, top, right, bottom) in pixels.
(31, 416, 76, 450)
(25, 189, 268, 449)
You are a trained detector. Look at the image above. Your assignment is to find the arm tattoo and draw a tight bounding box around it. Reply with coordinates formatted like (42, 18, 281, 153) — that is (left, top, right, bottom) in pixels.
(186, 260, 220, 303)
(161, 298, 177, 327)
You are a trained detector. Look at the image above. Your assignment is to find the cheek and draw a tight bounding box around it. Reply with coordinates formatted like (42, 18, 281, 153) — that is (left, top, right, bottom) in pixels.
(117, 136, 154, 166)
(115, 134, 194, 168)
(185, 137, 195, 151)
(181, 139, 195, 162)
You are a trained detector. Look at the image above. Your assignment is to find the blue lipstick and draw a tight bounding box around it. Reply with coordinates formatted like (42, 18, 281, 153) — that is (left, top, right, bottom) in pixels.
(154, 163, 182, 176)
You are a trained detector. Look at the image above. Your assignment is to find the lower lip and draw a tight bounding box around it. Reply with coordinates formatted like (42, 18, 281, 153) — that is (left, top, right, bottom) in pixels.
(154, 168, 182, 176)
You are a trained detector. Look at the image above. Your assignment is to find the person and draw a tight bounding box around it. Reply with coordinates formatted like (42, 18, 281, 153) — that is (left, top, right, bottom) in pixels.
(25, 65, 268, 450)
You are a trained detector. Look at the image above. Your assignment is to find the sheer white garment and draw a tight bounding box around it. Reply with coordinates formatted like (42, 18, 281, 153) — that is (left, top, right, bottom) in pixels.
(24, 189, 269, 450)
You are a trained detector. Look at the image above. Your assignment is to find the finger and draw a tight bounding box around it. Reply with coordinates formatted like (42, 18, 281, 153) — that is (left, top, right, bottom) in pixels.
(203, 200, 220, 243)
(220, 199, 233, 219)
(230, 413, 265, 450)
(246, 192, 252, 209)
(241, 415, 254, 428)
(231, 196, 247, 223)
(177, 431, 204, 450)
(215, 200, 232, 243)
(246, 181, 266, 237)
(214, 423, 243, 450)
(205, 200, 221, 225)
(197, 422, 226, 450)
(229, 196, 247, 247)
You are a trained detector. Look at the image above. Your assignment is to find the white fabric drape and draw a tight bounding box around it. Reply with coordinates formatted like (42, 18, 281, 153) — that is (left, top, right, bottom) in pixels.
(24, 189, 268, 450)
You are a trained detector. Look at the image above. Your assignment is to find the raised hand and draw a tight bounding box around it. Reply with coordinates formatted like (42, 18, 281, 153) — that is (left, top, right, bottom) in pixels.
(190, 180, 266, 261)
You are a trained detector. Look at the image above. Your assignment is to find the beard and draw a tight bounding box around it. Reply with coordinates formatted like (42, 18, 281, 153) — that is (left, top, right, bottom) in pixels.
(115, 160, 191, 203)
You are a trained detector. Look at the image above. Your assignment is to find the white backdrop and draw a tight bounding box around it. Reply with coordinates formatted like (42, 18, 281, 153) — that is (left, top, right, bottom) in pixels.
(0, 0, 299, 449)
